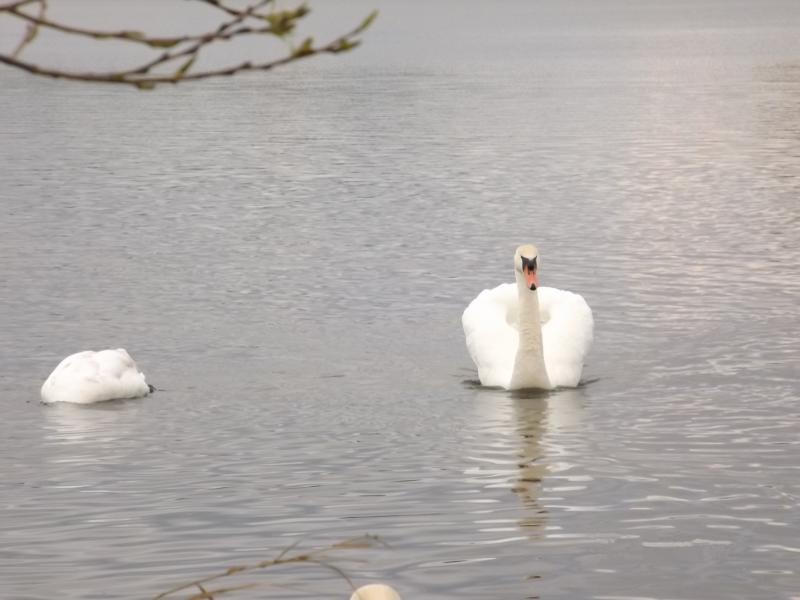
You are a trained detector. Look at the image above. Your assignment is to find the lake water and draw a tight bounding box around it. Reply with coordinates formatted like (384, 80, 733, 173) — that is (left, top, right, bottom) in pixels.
(1, 1, 799, 598)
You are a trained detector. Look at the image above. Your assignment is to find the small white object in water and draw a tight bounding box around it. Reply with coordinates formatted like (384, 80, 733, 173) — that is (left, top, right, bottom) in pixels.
(350, 584, 401, 600)
(41, 349, 153, 404)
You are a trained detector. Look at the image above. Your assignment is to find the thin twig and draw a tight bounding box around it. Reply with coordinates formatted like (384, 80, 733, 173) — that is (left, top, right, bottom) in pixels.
(195, 0, 258, 18)
(185, 583, 260, 600)
(6, 0, 279, 48)
(10, 0, 45, 57)
(127, 0, 272, 76)
(151, 535, 382, 600)
(303, 557, 359, 594)
(0, 0, 39, 9)
(272, 538, 302, 562)
(196, 584, 213, 600)
(0, 2, 377, 89)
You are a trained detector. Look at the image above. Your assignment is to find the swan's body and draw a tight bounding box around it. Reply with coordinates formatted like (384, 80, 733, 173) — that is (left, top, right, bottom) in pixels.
(41, 349, 153, 404)
(463, 246, 593, 390)
(350, 585, 401, 600)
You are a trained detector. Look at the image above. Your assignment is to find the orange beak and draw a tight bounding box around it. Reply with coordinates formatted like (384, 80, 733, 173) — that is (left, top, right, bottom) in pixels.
(524, 266, 538, 290)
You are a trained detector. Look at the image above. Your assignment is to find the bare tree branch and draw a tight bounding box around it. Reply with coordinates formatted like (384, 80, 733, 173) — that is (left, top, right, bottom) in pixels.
(127, 0, 273, 76)
(4, 0, 293, 48)
(0, 0, 40, 9)
(0, 1, 377, 89)
(151, 535, 383, 600)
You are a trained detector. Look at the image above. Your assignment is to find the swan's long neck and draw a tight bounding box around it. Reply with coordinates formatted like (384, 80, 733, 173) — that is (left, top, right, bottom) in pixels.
(510, 273, 551, 390)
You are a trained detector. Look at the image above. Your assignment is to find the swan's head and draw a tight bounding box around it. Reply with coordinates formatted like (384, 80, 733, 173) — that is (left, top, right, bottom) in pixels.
(514, 244, 539, 291)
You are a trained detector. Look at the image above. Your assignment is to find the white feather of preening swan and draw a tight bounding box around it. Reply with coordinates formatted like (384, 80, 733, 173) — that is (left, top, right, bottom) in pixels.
(41, 349, 153, 404)
(463, 245, 593, 390)
(350, 584, 401, 600)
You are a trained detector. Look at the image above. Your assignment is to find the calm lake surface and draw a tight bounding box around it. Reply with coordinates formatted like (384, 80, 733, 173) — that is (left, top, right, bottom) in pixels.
(1, 1, 799, 598)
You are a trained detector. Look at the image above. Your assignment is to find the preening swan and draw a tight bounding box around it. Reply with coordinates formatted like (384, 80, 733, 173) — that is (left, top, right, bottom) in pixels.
(350, 584, 401, 600)
(463, 245, 593, 390)
(41, 349, 154, 404)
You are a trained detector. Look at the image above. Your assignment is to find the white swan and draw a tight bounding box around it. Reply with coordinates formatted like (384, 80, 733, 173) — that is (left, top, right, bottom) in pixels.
(350, 584, 401, 600)
(463, 245, 593, 390)
(41, 349, 154, 404)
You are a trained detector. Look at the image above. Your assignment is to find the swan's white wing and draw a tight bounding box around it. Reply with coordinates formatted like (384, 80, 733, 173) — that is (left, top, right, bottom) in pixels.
(462, 283, 519, 388)
(41, 349, 150, 404)
(538, 287, 593, 388)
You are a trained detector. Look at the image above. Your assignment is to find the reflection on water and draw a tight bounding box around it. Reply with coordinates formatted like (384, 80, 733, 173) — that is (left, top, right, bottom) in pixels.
(1, 0, 800, 599)
(511, 390, 586, 536)
(43, 400, 141, 445)
(510, 396, 549, 534)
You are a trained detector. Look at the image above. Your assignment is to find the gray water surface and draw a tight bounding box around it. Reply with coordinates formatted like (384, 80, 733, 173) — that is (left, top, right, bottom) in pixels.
(1, 1, 799, 599)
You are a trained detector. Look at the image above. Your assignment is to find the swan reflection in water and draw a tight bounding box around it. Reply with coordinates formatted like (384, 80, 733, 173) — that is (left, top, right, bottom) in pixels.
(469, 382, 586, 537)
(510, 386, 585, 533)
(41, 398, 141, 446)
